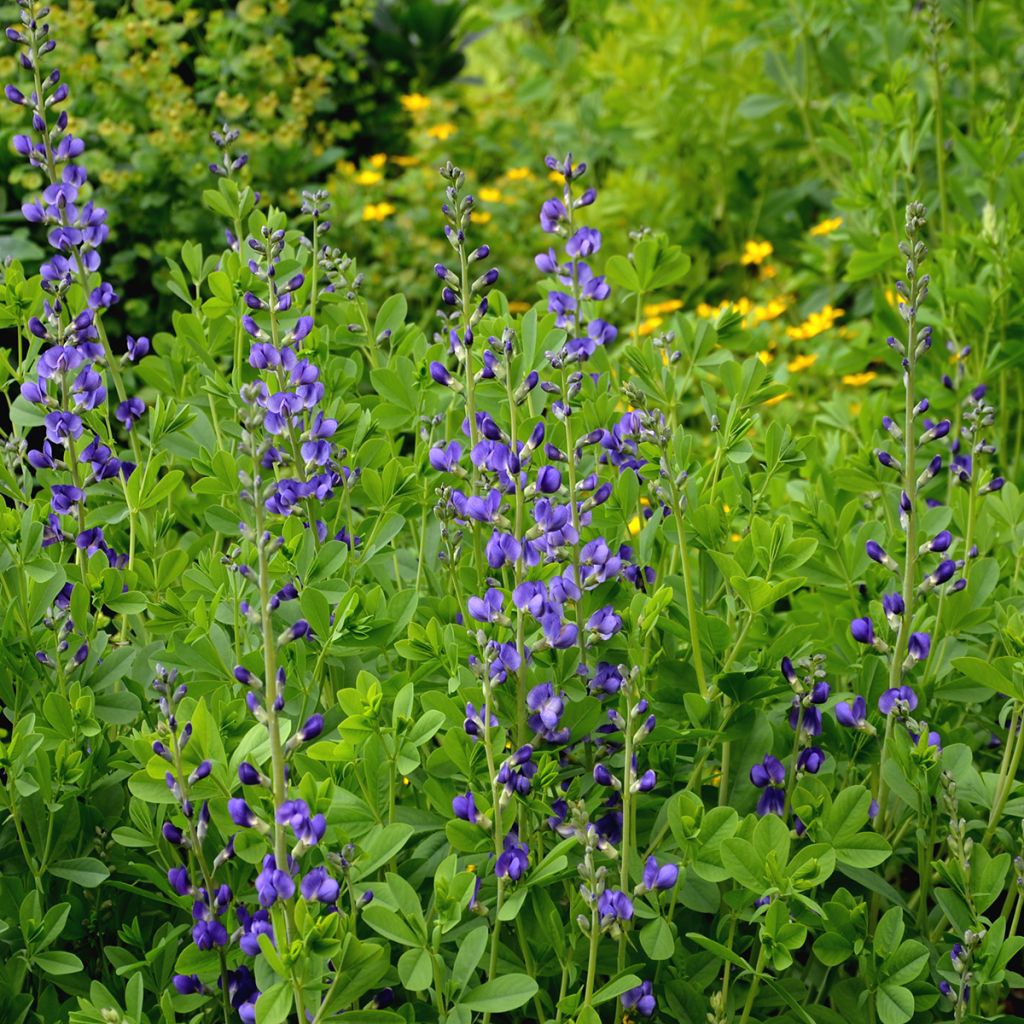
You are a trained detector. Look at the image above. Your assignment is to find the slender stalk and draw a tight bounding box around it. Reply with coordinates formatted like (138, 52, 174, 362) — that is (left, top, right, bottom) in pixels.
(738, 944, 766, 1024)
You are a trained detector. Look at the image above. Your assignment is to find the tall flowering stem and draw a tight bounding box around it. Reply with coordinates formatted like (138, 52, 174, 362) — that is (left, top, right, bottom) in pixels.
(873, 202, 931, 834)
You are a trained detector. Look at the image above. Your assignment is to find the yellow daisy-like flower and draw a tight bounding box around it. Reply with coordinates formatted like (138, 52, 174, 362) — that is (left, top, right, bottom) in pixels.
(427, 122, 457, 141)
(884, 288, 897, 308)
(548, 170, 564, 184)
(750, 297, 790, 326)
(786, 305, 845, 341)
(478, 186, 503, 203)
(757, 349, 773, 366)
(400, 92, 431, 113)
(508, 300, 530, 314)
(369, 153, 388, 169)
(842, 371, 877, 387)
(391, 154, 419, 168)
(643, 299, 683, 316)
(473, 210, 492, 225)
(696, 300, 728, 319)
(362, 202, 396, 222)
(787, 353, 818, 373)
(741, 240, 773, 266)
(506, 166, 533, 181)
(354, 169, 382, 186)
(760, 263, 778, 280)
(467, 864, 477, 873)
(637, 316, 663, 337)
(810, 216, 843, 237)
(628, 515, 643, 536)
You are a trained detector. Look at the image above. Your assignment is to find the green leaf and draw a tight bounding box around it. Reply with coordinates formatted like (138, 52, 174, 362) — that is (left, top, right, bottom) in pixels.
(32, 950, 83, 975)
(833, 831, 891, 869)
(361, 904, 421, 947)
(397, 947, 433, 991)
(952, 657, 1023, 700)
(255, 982, 294, 1024)
(639, 917, 675, 961)
(592, 973, 642, 1005)
(813, 930, 854, 967)
(451, 924, 488, 991)
(459, 974, 539, 1012)
(49, 857, 110, 888)
(875, 982, 914, 1024)
(604, 254, 641, 292)
(736, 93, 787, 118)
(883, 940, 928, 987)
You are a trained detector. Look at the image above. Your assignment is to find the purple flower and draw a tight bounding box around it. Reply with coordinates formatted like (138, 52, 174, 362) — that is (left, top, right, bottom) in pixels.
(750, 755, 785, 788)
(173, 974, 205, 995)
(540, 198, 567, 233)
(850, 617, 875, 645)
(908, 632, 931, 662)
(587, 605, 622, 640)
(255, 855, 296, 906)
(495, 833, 530, 880)
(527, 682, 569, 743)
(115, 397, 146, 430)
(621, 980, 656, 1018)
(429, 441, 462, 473)
(276, 799, 326, 845)
(229, 798, 260, 828)
(597, 888, 634, 923)
(467, 588, 504, 623)
(641, 856, 679, 892)
(797, 747, 825, 774)
(452, 791, 482, 824)
(565, 227, 601, 257)
(300, 867, 340, 904)
(835, 695, 868, 729)
(879, 685, 917, 715)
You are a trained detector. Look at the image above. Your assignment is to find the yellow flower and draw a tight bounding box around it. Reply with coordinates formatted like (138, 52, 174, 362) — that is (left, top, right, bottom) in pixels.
(850, 401, 862, 416)
(369, 153, 388, 168)
(467, 864, 477, 873)
(741, 240, 773, 266)
(760, 263, 778, 280)
(842, 371, 877, 387)
(696, 300, 727, 318)
(473, 210, 492, 225)
(478, 186, 503, 203)
(764, 391, 791, 407)
(786, 305, 845, 341)
(637, 316, 663, 337)
(427, 122, 457, 141)
(362, 202, 396, 222)
(391, 154, 419, 168)
(548, 170, 564, 184)
(506, 166, 533, 181)
(787, 353, 818, 373)
(750, 297, 790, 326)
(508, 300, 530, 314)
(757, 349, 773, 365)
(354, 169, 382, 186)
(400, 92, 431, 113)
(643, 299, 683, 316)
(733, 297, 752, 316)
(884, 288, 897, 308)
(628, 515, 643, 536)
(810, 216, 843, 237)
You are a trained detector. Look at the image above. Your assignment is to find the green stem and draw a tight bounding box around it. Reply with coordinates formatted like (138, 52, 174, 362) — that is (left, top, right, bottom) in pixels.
(738, 944, 767, 1024)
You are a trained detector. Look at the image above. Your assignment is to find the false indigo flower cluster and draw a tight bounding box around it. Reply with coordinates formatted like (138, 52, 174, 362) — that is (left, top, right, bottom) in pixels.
(848, 205, 954, 771)
(7, 0, 142, 560)
(428, 157, 662, 1015)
